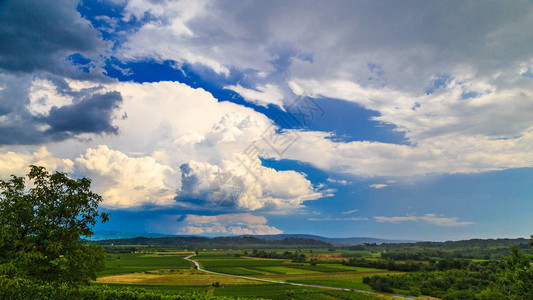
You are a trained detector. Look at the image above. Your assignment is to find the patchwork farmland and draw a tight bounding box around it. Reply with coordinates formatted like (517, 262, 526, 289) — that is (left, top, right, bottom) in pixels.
(96, 249, 407, 299)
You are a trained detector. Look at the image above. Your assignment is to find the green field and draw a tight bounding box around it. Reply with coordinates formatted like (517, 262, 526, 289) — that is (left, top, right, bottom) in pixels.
(285, 274, 372, 290)
(95, 250, 400, 299)
(99, 252, 193, 276)
(198, 258, 286, 268)
(207, 267, 266, 276)
(95, 283, 392, 300)
(249, 266, 318, 275)
(211, 284, 392, 299)
(285, 263, 385, 273)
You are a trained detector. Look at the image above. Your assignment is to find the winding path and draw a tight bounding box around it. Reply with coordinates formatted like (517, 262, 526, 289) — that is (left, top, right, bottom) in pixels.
(184, 254, 416, 299)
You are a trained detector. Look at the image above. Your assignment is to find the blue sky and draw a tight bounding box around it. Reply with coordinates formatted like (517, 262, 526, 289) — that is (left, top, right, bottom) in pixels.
(1, 0, 532, 240)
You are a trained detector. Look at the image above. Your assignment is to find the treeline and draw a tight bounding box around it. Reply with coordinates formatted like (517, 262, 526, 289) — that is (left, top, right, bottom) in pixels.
(343, 257, 425, 272)
(363, 244, 533, 299)
(380, 250, 492, 261)
(248, 249, 307, 262)
(380, 247, 528, 260)
(363, 269, 506, 299)
(342, 257, 491, 272)
(346, 238, 530, 260)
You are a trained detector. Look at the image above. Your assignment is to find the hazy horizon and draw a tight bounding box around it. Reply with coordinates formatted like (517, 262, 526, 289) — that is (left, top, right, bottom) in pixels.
(92, 229, 530, 242)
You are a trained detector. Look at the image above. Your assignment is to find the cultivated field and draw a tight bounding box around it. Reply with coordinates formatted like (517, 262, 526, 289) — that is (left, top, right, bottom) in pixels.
(95, 249, 407, 299)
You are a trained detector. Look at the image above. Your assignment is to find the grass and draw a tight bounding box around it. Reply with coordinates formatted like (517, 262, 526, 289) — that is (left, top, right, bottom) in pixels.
(96, 269, 264, 286)
(207, 267, 266, 276)
(281, 273, 398, 291)
(195, 252, 246, 259)
(95, 250, 402, 299)
(212, 284, 392, 299)
(286, 274, 372, 290)
(199, 258, 286, 268)
(285, 263, 385, 273)
(98, 253, 193, 277)
(92, 283, 206, 295)
(93, 283, 389, 300)
(249, 266, 319, 275)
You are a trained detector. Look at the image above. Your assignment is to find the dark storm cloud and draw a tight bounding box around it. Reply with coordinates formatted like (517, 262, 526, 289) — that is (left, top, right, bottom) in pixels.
(0, 0, 106, 74)
(0, 0, 125, 145)
(43, 91, 122, 135)
(0, 73, 123, 146)
(176, 163, 204, 201)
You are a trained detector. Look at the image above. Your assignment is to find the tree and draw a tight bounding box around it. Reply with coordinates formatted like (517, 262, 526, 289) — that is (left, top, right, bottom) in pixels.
(0, 165, 109, 285)
(502, 236, 533, 299)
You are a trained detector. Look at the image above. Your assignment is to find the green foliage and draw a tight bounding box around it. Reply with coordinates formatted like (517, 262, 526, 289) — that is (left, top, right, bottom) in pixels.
(0, 166, 109, 285)
(0, 275, 231, 300)
(248, 249, 307, 262)
(212, 283, 383, 299)
(198, 258, 284, 268)
(501, 241, 533, 299)
(346, 238, 531, 260)
(343, 257, 426, 272)
(363, 236, 533, 299)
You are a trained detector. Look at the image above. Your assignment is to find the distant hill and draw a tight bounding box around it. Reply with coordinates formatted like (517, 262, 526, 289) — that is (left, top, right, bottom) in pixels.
(89, 230, 178, 241)
(393, 238, 531, 249)
(247, 234, 417, 245)
(94, 236, 332, 248)
(90, 231, 415, 245)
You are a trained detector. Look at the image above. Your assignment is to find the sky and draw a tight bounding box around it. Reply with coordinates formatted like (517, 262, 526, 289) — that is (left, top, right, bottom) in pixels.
(1, 0, 532, 241)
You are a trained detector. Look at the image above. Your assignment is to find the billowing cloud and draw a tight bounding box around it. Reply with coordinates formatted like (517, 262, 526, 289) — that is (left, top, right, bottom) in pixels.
(177, 213, 283, 235)
(0, 0, 116, 146)
(42, 91, 122, 135)
(75, 145, 176, 208)
(97, 0, 533, 179)
(0, 74, 123, 146)
(0, 80, 329, 210)
(374, 214, 474, 227)
(0, 147, 73, 179)
(291, 78, 533, 141)
(113, 1, 533, 99)
(176, 158, 328, 212)
(0, 0, 108, 77)
(278, 128, 533, 177)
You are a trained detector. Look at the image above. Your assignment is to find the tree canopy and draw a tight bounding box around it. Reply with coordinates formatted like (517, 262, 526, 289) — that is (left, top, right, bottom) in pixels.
(0, 165, 109, 284)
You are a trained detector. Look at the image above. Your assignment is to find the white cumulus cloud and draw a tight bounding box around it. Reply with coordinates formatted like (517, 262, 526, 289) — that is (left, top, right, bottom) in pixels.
(0, 146, 73, 179)
(178, 213, 283, 235)
(75, 145, 176, 208)
(176, 158, 329, 212)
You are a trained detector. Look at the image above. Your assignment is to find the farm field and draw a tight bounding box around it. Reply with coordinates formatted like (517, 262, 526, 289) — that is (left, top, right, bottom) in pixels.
(95, 282, 398, 300)
(94, 249, 406, 299)
(99, 252, 193, 276)
(97, 269, 264, 285)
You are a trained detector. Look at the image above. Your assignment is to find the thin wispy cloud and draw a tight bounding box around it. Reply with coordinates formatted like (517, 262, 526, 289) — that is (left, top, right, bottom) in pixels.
(308, 217, 368, 221)
(374, 214, 474, 227)
(369, 184, 388, 189)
